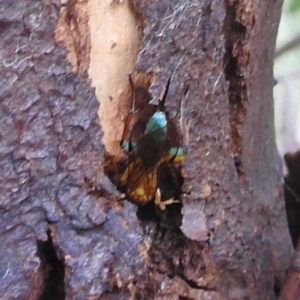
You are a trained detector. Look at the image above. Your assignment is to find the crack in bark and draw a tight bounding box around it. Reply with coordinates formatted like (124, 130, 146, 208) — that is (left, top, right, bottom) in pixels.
(223, 0, 247, 177)
(37, 228, 65, 300)
(179, 296, 194, 300)
(178, 272, 216, 292)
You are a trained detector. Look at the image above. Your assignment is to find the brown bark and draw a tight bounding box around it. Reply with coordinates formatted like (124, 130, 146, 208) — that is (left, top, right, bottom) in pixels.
(0, 0, 293, 299)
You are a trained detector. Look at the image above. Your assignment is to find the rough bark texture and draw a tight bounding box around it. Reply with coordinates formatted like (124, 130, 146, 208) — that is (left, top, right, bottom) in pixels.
(0, 0, 293, 300)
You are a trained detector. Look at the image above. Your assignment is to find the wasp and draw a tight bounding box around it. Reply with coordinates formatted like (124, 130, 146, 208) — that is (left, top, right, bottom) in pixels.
(119, 75, 189, 210)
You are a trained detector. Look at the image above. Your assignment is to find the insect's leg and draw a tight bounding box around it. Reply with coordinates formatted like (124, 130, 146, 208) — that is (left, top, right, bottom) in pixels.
(162, 198, 180, 208)
(154, 188, 179, 210)
(154, 187, 162, 206)
(120, 74, 137, 152)
(120, 165, 129, 186)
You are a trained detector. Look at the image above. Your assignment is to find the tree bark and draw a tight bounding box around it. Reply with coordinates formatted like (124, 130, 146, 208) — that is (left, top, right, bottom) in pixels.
(0, 0, 293, 299)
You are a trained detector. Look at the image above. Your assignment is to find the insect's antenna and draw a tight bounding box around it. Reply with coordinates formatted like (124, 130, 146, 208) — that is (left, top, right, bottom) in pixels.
(183, 84, 190, 97)
(212, 56, 231, 96)
(180, 85, 192, 147)
(170, 10, 201, 81)
(128, 73, 135, 112)
(158, 77, 172, 111)
(120, 74, 136, 148)
(285, 182, 300, 204)
(171, 45, 190, 81)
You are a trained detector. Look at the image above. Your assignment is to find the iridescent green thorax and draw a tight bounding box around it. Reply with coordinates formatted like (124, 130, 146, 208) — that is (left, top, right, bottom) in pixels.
(144, 111, 167, 135)
(122, 110, 186, 162)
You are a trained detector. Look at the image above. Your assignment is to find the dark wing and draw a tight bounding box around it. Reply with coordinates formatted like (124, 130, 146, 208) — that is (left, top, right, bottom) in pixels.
(121, 154, 159, 205)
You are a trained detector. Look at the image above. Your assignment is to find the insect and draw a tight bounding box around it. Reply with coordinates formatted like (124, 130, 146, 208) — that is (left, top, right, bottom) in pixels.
(119, 74, 189, 209)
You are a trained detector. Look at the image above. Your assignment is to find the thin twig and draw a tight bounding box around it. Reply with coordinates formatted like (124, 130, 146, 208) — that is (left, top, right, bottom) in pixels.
(275, 32, 300, 58)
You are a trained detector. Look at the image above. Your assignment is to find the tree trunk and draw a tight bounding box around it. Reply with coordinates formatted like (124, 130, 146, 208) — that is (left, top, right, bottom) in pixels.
(0, 0, 293, 299)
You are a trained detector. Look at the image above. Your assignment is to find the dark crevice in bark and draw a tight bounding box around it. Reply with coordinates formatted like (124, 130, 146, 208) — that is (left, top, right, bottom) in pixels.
(137, 202, 183, 229)
(175, 258, 216, 292)
(273, 275, 281, 297)
(98, 286, 129, 300)
(179, 296, 194, 300)
(284, 151, 300, 248)
(177, 273, 216, 291)
(37, 229, 65, 300)
(223, 0, 247, 177)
